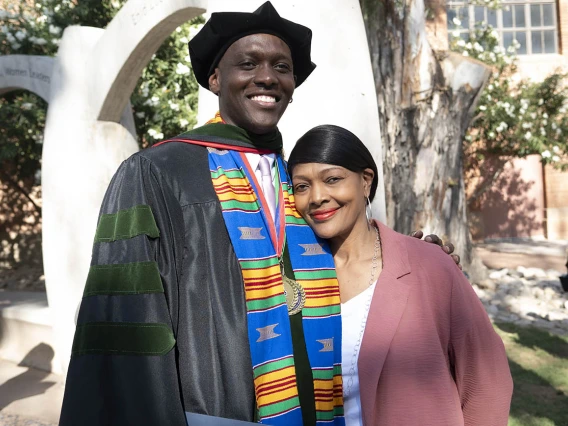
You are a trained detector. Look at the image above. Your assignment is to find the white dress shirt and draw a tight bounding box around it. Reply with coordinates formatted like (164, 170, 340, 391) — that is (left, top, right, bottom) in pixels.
(244, 152, 277, 221)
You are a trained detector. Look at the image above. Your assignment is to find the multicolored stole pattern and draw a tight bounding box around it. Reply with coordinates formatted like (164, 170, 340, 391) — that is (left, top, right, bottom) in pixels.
(208, 148, 344, 425)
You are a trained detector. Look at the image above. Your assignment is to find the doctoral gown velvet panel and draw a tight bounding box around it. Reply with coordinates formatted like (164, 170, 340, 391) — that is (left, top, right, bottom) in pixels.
(60, 142, 256, 425)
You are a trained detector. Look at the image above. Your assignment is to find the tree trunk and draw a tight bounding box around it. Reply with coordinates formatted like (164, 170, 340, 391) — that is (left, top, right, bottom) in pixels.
(360, 0, 490, 280)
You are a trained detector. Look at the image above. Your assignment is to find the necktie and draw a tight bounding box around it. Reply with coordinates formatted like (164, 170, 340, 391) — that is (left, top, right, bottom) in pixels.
(258, 156, 276, 220)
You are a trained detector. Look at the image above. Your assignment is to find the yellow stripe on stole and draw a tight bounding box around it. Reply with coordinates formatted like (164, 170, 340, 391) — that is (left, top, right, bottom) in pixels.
(333, 393, 344, 407)
(254, 366, 299, 406)
(212, 175, 252, 189)
(315, 401, 335, 412)
(297, 279, 341, 308)
(333, 375, 344, 407)
(245, 284, 284, 301)
(314, 379, 335, 411)
(282, 193, 304, 219)
(241, 265, 281, 279)
(299, 278, 339, 289)
(284, 207, 304, 219)
(212, 176, 257, 203)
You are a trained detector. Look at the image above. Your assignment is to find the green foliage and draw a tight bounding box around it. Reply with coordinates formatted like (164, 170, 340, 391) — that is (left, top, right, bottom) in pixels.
(0, 0, 203, 191)
(451, 24, 568, 171)
(0, 0, 202, 268)
(449, 12, 568, 208)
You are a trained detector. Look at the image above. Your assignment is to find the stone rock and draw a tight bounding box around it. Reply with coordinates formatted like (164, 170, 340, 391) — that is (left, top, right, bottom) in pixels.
(509, 269, 523, 278)
(477, 279, 497, 292)
(544, 287, 558, 300)
(486, 305, 499, 316)
(548, 311, 568, 322)
(517, 266, 547, 279)
(550, 299, 566, 310)
(546, 269, 562, 278)
(489, 269, 509, 280)
(472, 285, 486, 298)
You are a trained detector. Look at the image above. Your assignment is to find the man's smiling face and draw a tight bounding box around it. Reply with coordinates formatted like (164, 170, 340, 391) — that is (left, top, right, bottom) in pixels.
(208, 33, 296, 135)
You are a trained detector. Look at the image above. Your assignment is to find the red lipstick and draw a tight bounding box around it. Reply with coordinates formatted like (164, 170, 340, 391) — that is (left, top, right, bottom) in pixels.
(311, 208, 340, 221)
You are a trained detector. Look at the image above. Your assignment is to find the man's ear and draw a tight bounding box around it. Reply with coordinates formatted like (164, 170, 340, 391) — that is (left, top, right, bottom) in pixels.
(209, 69, 221, 95)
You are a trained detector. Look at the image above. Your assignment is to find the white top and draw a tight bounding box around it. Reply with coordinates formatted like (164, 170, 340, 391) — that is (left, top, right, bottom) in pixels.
(244, 152, 276, 220)
(341, 281, 377, 426)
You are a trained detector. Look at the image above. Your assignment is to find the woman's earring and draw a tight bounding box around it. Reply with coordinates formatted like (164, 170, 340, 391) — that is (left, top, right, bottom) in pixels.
(289, 98, 293, 104)
(365, 196, 372, 229)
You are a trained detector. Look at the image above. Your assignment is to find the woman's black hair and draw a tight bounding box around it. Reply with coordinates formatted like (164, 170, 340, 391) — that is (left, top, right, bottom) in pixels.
(287, 125, 379, 201)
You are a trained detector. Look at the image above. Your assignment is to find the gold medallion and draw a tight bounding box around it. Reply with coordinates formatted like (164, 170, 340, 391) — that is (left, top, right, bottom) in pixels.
(282, 275, 306, 316)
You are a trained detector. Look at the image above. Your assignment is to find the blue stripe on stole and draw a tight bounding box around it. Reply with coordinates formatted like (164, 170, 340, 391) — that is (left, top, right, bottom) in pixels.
(302, 315, 342, 369)
(264, 407, 303, 425)
(210, 149, 242, 171)
(222, 212, 275, 258)
(286, 226, 336, 270)
(248, 308, 294, 368)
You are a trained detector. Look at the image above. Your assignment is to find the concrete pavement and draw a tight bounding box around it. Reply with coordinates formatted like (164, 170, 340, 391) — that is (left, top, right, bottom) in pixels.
(475, 239, 567, 272)
(0, 359, 62, 426)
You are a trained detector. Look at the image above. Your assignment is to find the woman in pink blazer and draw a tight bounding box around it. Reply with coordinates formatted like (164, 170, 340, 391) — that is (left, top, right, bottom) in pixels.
(288, 125, 513, 426)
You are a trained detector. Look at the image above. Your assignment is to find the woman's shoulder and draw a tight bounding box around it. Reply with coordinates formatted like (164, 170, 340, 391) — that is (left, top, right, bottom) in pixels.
(376, 220, 461, 278)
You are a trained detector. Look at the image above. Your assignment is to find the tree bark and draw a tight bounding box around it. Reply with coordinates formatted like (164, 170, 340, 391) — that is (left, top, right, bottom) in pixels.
(360, 0, 490, 279)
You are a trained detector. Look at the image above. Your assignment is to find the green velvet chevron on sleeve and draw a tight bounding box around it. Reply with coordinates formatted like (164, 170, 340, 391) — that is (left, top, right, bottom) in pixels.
(83, 261, 164, 297)
(72, 322, 175, 356)
(94, 204, 160, 243)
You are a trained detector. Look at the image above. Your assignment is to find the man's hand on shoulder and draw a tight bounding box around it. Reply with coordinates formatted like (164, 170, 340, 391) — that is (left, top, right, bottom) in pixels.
(410, 230, 462, 269)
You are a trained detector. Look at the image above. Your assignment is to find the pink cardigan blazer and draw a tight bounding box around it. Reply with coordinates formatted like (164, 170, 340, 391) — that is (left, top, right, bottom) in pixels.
(357, 222, 513, 426)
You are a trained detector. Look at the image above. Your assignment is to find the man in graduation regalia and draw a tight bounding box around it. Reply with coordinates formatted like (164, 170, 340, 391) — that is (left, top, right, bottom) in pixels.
(60, 2, 458, 425)
(60, 3, 343, 425)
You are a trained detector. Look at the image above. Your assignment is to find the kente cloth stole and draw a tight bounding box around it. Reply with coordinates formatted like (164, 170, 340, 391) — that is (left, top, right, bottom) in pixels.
(206, 111, 223, 124)
(208, 148, 345, 425)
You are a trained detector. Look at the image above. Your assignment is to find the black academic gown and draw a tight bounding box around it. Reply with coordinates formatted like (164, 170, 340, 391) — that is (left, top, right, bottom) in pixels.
(60, 140, 256, 425)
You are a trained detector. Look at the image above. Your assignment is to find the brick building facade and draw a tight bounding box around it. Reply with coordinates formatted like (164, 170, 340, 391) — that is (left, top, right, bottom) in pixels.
(434, 0, 568, 240)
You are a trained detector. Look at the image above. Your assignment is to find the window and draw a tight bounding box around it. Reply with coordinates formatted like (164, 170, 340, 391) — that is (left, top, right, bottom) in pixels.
(447, 0, 558, 55)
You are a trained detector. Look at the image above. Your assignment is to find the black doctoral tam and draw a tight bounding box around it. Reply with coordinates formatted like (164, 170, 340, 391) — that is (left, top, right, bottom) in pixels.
(188, 1, 316, 89)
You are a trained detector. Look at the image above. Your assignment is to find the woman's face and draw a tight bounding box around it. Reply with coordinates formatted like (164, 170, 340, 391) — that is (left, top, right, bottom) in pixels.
(291, 163, 373, 240)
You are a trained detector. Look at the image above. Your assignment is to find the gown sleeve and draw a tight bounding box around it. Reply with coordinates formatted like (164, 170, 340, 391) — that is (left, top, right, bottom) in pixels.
(59, 153, 187, 426)
(448, 266, 514, 426)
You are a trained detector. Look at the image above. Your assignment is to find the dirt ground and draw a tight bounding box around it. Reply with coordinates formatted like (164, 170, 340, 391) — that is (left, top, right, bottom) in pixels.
(475, 247, 566, 272)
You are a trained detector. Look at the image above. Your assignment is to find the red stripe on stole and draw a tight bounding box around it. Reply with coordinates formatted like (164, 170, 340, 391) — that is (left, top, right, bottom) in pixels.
(314, 388, 334, 395)
(314, 394, 334, 400)
(257, 378, 297, 396)
(221, 207, 260, 213)
(244, 271, 281, 281)
(303, 294, 340, 301)
(214, 182, 254, 192)
(215, 187, 255, 196)
(244, 275, 282, 287)
(246, 278, 282, 288)
(245, 282, 282, 293)
(304, 289, 340, 296)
